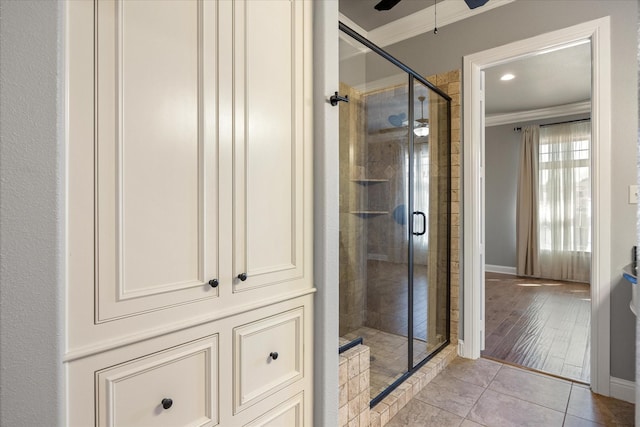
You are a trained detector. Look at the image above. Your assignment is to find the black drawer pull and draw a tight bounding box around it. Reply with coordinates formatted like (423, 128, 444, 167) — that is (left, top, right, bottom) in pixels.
(208, 279, 219, 288)
(161, 398, 173, 410)
(269, 352, 279, 360)
(237, 273, 247, 281)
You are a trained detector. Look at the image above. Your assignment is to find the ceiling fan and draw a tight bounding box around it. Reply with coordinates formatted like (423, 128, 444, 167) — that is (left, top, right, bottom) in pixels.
(375, 0, 489, 11)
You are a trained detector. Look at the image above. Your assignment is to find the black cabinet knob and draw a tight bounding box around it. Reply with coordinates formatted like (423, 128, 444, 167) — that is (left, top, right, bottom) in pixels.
(269, 352, 279, 360)
(237, 273, 247, 281)
(161, 398, 173, 410)
(208, 279, 219, 288)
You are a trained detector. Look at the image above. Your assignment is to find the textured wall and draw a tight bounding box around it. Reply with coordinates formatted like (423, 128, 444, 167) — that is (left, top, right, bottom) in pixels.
(0, 1, 64, 425)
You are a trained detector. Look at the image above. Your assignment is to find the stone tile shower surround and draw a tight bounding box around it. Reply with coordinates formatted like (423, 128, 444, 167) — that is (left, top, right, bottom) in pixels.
(337, 69, 462, 426)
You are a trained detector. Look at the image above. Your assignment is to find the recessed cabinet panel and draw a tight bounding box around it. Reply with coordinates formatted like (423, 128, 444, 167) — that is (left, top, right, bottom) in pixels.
(234, 307, 303, 413)
(244, 393, 303, 427)
(233, 0, 307, 291)
(95, 0, 218, 321)
(96, 335, 219, 427)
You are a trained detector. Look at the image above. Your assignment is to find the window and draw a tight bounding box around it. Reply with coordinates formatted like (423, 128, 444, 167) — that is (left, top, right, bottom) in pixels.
(538, 121, 591, 253)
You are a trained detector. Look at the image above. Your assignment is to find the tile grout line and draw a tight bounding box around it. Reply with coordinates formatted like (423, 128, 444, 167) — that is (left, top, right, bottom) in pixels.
(483, 364, 572, 421)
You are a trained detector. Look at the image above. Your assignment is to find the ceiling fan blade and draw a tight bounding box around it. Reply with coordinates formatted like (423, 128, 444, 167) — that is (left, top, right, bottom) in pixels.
(375, 0, 402, 11)
(463, 0, 489, 9)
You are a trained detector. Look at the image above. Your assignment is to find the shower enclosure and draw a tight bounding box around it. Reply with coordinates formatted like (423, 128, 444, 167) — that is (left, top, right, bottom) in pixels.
(338, 23, 451, 405)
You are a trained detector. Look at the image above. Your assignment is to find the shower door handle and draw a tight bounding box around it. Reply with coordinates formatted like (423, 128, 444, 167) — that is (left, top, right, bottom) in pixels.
(412, 211, 426, 236)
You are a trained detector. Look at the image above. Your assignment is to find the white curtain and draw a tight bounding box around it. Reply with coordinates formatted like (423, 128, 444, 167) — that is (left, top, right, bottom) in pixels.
(413, 141, 429, 263)
(537, 121, 591, 282)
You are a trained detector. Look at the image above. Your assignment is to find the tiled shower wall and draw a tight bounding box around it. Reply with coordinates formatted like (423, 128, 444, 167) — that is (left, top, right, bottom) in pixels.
(338, 69, 461, 344)
(339, 82, 367, 336)
(429, 69, 461, 345)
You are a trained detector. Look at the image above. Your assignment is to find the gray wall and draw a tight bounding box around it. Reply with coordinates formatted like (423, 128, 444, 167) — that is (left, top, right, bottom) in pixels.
(0, 1, 64, 425)
(382, 1, 638, 381)
(485, 124, 520, 269)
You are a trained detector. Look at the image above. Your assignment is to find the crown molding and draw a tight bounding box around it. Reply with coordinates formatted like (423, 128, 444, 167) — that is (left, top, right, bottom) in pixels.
(339, 13, 369, 40)
(485, 101, 591, 126)
(368, 0, 516, 48)
(339, 1, 515, 55)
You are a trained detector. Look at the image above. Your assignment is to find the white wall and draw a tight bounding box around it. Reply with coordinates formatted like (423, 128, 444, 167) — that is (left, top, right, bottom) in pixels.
(0, 1, 64, 425)
(313, 1, 340, 426)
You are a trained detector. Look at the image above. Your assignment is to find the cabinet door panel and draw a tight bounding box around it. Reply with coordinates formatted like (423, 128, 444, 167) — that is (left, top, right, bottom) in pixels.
(95, 0, 218, 321)
(96, 335, 218, 427)
(244, 393, 303, 427)
(232, 0, 308, 292)
(233, 307, 303, 413)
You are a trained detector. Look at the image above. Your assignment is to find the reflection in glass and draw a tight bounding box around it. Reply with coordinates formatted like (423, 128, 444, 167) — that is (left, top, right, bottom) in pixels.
(338, 26, 451, 405)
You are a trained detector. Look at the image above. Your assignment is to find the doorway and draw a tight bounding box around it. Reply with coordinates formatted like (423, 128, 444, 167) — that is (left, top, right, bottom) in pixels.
(480, 42, 593, 383)
(462, 17, 612, 395)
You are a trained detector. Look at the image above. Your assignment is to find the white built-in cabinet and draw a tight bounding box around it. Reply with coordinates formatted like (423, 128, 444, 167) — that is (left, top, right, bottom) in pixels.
(65, 1, 313, 425)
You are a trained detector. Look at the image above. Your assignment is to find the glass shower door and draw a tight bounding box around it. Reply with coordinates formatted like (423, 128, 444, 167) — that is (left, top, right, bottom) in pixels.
(338, 35, 410, 398)
(411, 81, 450, 367)
(338, 22, 451, 405)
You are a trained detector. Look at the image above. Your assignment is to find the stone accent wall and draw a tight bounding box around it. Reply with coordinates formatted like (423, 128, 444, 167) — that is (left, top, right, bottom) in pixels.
(339, 344, 371, 427)
(425, 69, 461, 345)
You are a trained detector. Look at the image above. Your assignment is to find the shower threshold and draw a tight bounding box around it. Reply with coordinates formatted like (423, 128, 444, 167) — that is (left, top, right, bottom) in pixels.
(340, 326, 443, 399)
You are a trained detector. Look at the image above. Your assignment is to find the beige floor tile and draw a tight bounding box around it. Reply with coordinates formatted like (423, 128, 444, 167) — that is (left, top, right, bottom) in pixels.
(562, 414, 603, 426)
(488, 365, 571, 412)
(566, 384, 634, 426)
(385, 399, 464, 427)
(444, 357, 502, 388)
(468, 389, 565, 427)
(460, 420, 485, 427)
(414, 371, 485, 417)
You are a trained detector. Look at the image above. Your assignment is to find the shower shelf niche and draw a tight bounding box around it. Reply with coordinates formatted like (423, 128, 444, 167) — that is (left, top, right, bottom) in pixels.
(350, 178, 390, 216)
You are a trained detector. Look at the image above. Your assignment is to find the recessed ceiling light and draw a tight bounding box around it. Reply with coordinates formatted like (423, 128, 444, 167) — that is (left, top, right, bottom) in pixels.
(500, 73, 515, 81)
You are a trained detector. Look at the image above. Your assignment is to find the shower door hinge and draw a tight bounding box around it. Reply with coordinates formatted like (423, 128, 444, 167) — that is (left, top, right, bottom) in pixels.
(329, 92, 349, 106)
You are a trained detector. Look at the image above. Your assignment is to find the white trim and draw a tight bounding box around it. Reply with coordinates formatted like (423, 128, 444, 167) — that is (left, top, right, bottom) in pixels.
(462, 17, 612, 396)
(610, 377, 636, 404)
(485, 101, 591, 127)
(485, 264, 517, 275)
(313, 1, 340, 426)
(338, 13, 368, 40)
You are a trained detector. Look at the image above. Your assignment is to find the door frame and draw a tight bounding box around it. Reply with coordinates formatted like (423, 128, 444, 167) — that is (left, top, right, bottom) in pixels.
(461, 17, 612, 396)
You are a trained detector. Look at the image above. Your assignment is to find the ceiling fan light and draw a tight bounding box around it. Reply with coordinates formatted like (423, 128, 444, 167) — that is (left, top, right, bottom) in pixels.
(414, 125, 429, 137)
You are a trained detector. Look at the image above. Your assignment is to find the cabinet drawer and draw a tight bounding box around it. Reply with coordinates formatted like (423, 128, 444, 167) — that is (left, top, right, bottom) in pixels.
(244, 392, 304, 427)
(96, 335, 218, 427)
(233, 307, 304, 413)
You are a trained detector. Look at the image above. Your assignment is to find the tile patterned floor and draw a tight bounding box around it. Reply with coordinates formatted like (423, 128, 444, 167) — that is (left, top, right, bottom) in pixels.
(386, 357, 634, 427)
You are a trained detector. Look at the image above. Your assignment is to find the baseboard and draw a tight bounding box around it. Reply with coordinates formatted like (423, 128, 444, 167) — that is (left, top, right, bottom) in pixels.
(485, 264, 517, 275)
(610, 377, 635, 403)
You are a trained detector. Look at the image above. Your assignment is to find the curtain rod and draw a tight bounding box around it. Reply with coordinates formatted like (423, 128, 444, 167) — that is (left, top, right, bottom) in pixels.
(513, 117, 590, 132)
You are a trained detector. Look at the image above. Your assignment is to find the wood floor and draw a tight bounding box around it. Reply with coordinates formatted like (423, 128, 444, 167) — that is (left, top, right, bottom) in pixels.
(482, 272, 590, 383)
